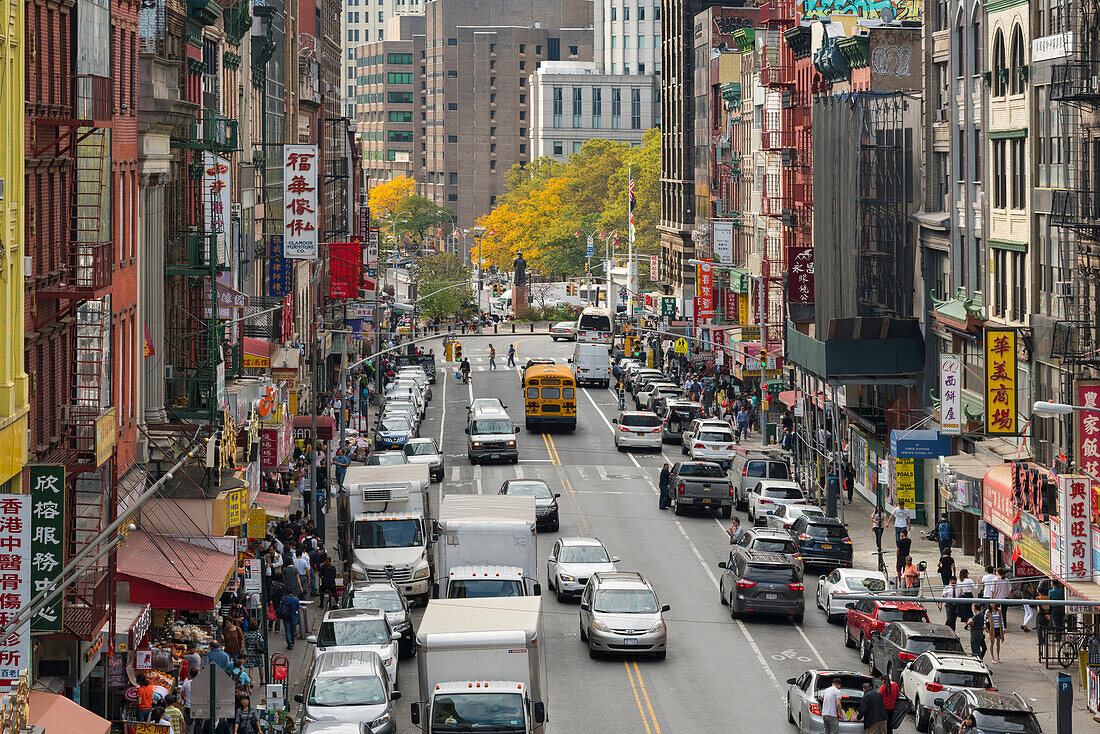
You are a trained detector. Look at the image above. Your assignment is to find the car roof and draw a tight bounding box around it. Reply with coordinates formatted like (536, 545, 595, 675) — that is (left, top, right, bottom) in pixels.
(619, 410, 657, 417)
(404, 438, 436, 447)
(502, 478, 550, 488)
(592, 571, 651, 589)
(559, 536, 605, 547)
(923, 651, 990, 670)
(956, 689, 1031, 711)
(666, 400, 704, 408)
(834, 568, 884, 579)
(677, 461, 725, 468)
(803, 516, 846, 527)
(758, 479, 801, 489)
(347, 579, 401, 594)
(870, 599, 927, 611)
(322, 607, 387, 622)
(744, 551, 799, 566)
(313, 649, 385, 677)
(888, 621, 956, 637)
(748, 528, 795, 540)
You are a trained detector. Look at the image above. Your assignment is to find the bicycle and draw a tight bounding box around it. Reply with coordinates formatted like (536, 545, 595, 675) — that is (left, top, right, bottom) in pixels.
(872, 548, 888, 575)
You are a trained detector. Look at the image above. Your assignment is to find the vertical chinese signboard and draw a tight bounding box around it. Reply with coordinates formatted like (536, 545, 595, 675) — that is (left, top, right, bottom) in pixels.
(1076, 381, 1100, 479)
(723, 288, 738, 322)
(203, 154, 231, 266)
(787, 246, 814, 303)
(366, 228, 380, 270)
(650, 255, 659, 281)
(695, 262, 715, 319)
(0, 496, 31, 686)
(28, 466, 64, 631)
(268, 235, 294, 297)
(940, 355, 963, 436)
(984, 327, 1018, 435)
(328, 242, 363, 300)
(1057, 474, 1093, 581)
(283, 145, 319, 259)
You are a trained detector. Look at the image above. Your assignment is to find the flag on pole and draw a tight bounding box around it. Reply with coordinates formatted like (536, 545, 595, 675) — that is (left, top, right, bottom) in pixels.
(628, 174, 636, 242)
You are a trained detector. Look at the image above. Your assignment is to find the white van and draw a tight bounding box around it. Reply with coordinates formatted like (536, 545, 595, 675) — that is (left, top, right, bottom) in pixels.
(466, 404, 519, 464)
(570, 343, 611, 387)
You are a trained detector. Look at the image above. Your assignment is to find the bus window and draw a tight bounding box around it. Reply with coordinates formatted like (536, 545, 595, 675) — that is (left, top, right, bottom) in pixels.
(541, 387, 561, 399)
(563, 387, 575, 399)
(526, 387, 538, 399)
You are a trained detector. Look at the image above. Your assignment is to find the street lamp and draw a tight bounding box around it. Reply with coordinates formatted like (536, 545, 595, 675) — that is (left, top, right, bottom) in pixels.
(1032, 401, 1094, 416)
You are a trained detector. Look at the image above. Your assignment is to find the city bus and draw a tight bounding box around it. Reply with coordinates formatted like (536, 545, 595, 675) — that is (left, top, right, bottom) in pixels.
(523, 364, 577, 431)
(575, 307, 613, 345)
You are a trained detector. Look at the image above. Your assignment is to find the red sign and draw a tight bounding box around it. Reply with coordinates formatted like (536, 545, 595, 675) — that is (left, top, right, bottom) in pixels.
(281, 294, 293, 343)
(260, 423, 292, 469)
(696, 262, 715, 319)
(787, 246, 814, 303)
(1076, 382, 1100, 479)
(983, 465, 1016, 536)
(328, 242, 363, 299)
(723, 288, 737, 321)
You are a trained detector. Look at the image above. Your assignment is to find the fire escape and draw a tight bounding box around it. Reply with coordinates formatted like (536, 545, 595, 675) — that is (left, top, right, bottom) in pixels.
(1049, 0, 1100, 370)
(166, 111, 240, 422)
(32, 74, 114, 641)
(758, 0, 795, 349)
(782, 23, 814, 255)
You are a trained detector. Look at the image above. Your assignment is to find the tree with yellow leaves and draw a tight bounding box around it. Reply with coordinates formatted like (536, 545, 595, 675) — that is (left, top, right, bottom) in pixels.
(368, 176, 417, 221)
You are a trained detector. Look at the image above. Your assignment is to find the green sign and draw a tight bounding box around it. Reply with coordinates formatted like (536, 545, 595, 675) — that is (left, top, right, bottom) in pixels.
(661, 297, 677, 318)
(730, 271, 751, 294)
(29, 465, 65, 631)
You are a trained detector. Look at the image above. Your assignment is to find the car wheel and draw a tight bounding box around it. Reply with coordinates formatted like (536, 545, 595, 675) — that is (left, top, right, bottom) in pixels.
(511, 456, 519, 464)
(550, 520, 559, 532)
(729, 600, 739, 619)
(468, 454, 476, 464)
(720, 586, 728, 605)
(579, 624, 588, 642)
(859, 635, 871, 663)
(617, 444, 624, 452)
(555, 586, 567, 603)
(787, 697, 795, 724)
(844, 621, 856, 648)
(868, 650, 878, 675)
(673, 501, 685, 516)
(916, 703, 930, 732)
(793, 613, 803, 624)
(680, 445, 687, 455)
(654, 650, 666, 661)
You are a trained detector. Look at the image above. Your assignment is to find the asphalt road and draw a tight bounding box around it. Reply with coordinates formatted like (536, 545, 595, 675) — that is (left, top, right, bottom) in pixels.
(354, 334, 919, 733)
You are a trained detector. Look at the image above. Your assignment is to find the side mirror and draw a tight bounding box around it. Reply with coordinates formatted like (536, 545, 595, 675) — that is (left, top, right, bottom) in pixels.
(392, 631, 402, 641)
(532, 582, 542, 596)
(548, 555, 557, 563)
(661, 604, 671, 612)
(611, 556, 620, 563)
(307, 635, 318, 644)
(819, 575, 827, 581)
(612, 418, 618, 424)
(717, 561, 727, 569)
(554, 493, 561, 498)
(580, 602, 590, 611)
(533, 702, 546, 723)
(391, 690, 402, 701)
(410, 703, 421, 725)
(465, 428, 470, 434)
(786, 677, 797, 685)
(933, 698, 944, 708)
(845, 602, 856, 609)
(293, 694, 303, 703)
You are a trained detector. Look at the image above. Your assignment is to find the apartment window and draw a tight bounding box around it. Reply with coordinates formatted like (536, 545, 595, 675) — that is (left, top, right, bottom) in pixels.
(519, 94, 526, 104)
(638, 35, 645, 47)
(553, 141, 563, 155)
(520, 61, 526, 70)
(611, 63, 617, 74)
(448, 102, 458, 109)
(623, 64, 630, 75)
(388, 130, 414, 142)
(611, 87, 622, 128)
(630, 88, 641, 129)
(389, 111, 413, 121)
(490, 143, 496, 152)
(448, 37, 457, 45)
(992, 30, 1006, 96)
(611, 6, 616, 19)
(611, 36, 617, 48)
(490, 43, 497, 52)
(449, 172, 458, 185)
(1010, 137, 1026, 209)
(490, 160, 496, 171)
(573, 141, 583, 154)
(519, 110, 526, 120)
(623, 36, 629, 48)
(520, 128, 527, 137)
(624, 6, 630, 19)
(654, 5, 660, 18)
(519, 78, 526, 87)
(388, 72, 413, 83)
(972, 127, 982, 181)
(992, 139, 1007, 208)
(639, 5, 645, 19)
(553, 86, 563, 127)
(448, 70, 457, 78)
(388, 91, 413, 103)
(377, 29, 383, 40)
(388, 53, 413, 64)
(971, 13, 982, 75)
(520, 44, 526, 53)
(520, 144, 527, 154)
(448, 194, 458, 201)
(447, 135, 458, 142)
(569, 45, 578, 56)
(638, 63, 646, 74)
(592, 87, 602, 128)
(490, 126, 497, 136)
(572, 87, 583, 127)
(1009, 25, 1026, 94)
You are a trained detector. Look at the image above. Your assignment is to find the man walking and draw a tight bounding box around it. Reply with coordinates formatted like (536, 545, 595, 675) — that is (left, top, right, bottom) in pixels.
(891, 502, 911, 545)
(857, 681, 889, 734)
(895, 530, 912, 584)
(489, 344, 497, 370)
(281, 591, 300, 649)
(332, 448, 350, 491)
(507, 344, 516, 368)
(965, 603, 988, 661)
(821, 678, 844, 734)
(936, 513, 956, 555)
(658, 463, 671, 510)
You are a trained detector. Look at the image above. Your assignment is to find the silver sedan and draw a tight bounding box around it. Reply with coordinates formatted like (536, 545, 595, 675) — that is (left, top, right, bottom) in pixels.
(786, 670, 874, 734)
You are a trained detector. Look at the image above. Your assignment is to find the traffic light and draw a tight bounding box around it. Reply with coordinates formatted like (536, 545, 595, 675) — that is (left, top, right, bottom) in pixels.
(454, 341, 463, 361)
(444, 341, 453, 361)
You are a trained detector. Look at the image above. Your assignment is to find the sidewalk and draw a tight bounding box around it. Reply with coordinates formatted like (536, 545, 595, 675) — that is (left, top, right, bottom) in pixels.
(737, 432, 1098, 729)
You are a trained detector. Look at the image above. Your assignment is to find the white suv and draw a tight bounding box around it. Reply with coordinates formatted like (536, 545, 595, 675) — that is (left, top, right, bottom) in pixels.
(900, 651, 994, 732)
(685, 420, 737, 468)
(746, 479, 807, 522)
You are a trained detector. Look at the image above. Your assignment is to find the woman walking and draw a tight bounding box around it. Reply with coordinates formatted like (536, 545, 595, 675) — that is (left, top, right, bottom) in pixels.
(871, 503, 888, 553)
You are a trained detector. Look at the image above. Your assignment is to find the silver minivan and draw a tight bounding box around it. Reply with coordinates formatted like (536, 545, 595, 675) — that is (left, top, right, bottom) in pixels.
(297, 650, 399, 732)
(466, 404, 519, 464)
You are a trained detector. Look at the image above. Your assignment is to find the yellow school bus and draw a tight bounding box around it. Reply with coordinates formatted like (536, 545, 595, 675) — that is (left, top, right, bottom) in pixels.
(523, 364, 577, 431)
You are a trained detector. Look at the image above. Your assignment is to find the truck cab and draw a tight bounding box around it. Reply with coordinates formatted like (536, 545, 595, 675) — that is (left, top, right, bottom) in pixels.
(413, 680, 543, 734)
(433, 495, 539, 600)
(443, 565, 532, 599)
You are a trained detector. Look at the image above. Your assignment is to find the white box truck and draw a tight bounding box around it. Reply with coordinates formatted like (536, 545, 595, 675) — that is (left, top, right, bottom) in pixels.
(410, 597, 548, 734)
(570, 342, 611, 387)
(339, 463, 433, 604)
(434, 495, 539, 599)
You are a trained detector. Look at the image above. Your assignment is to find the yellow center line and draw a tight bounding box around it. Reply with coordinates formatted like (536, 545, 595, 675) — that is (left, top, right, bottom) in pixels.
(632, 661, 662, 734)
(623, 662, 654, 734)
(544, 432, 562, 465)
(541, 433, 558, 465)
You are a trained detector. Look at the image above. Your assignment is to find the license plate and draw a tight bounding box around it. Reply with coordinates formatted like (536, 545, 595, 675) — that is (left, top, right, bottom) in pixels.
(490, 453, 500, 459)
(821, 544, 832, 549)
(701, 498, 711, 504)
(636, 432, 646, 436)
(623, 638, 639, 645)
(765, 593, 778, 600)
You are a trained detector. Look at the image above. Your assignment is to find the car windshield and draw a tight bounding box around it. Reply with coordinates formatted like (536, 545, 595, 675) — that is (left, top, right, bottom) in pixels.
(668, 406, 703, 421)
(658, 387, 681, 395)
(745, 565, 798, 584)
(699, 431, 733, 442)
(878, 608, 929, 623)
(593, 589, 659, 613)
(471, 420, 513, 435)
(908, 636, 964, 653)
(678, 464, 726, 478)
(936, 670, 992, 688)
(430, 692, 525, 732)
(973, 711, 1041, 733)
(559, 545, 611, 563)
(754, 539, 798, 554)
(350, 589, 404, 612)
(448, 579, 525, 598)
(379, 418, 411, 432)
(366, 453, 407, 465)
(805, 523, 847, 539)
(800, 507, 826, 518)
(622, 414, 662, 427)
(317, 618, 390, 647)
(308, 676, 387, 706)
(504, 481, 553, 499)
(763, 487, 804, 500)
(353, 519, 423, 549)
(845, 577, 887, 592)
(404, 443, 437, 457)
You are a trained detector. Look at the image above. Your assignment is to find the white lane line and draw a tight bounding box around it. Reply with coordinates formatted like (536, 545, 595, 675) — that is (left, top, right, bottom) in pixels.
(452, 466, 462, 482)
(672, 518, 783, 698)
(439, 363, 448, 446)
(474, 464, 483, 495)
(515, 465, 525, 478)
(581, 388, 642, 469)
(467, 375, 474, 402)
(794, 622, 828, 667)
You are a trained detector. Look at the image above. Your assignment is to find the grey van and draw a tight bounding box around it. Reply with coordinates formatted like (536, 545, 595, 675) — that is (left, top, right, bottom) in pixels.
(718, 550, 805, 623)
(733, 449, 793, 511)
(297, 650, 399, 732)
(466, 405, 519, 464)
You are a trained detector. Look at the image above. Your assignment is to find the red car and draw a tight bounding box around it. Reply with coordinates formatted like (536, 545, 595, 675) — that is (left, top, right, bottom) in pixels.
(844, 598, 929, 664)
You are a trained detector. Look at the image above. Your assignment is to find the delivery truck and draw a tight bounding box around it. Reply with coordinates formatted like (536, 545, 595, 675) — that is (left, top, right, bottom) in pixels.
(410, 597, 548, 734)
(339, 463, 433, 604)
(433, 495, 539, 599)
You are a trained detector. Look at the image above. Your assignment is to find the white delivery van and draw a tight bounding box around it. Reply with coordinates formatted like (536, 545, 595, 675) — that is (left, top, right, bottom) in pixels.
(570, 342, 611, 388)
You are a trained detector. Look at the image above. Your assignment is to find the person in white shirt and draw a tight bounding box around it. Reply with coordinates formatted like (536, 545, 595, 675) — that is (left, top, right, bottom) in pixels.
(821, 678, 844, 734)
(891, 503, 912, 545)
(942, 576, 961, 631)
(979, 565, 999, 598)
(956, 568, 976, 623)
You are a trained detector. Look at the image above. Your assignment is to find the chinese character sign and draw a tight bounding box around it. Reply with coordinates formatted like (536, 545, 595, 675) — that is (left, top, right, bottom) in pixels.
(268, 236, 294, 297)
(723, 288, 738, 321)
(1076, 381, 1100, 479)
(283, 145, 319, 259)
(787, 246, 814, 304)
(28, 466, 64, 632)
(696, 262, 715, 319)
(940, 355, 963, 436)
(328, 242, 363, 300)
(366, 228, 380, 270)
(650, 255, 659, 281)
(203, 153, 231, 267)
(0, 496, 31, 685)
(1057, 475, 1093, 581)
(984, 327, 1018, 436)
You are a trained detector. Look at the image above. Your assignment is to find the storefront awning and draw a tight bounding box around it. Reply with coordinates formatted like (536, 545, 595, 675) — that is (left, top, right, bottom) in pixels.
(117, 531, 236, 610)
(254, 491, 292, 519)
(293, 414, 335, 440)
(243, 337, 273, 369)
(30, 691, 110, 734)
(890, 429, 952, 459)
(777, 390, 828, 410)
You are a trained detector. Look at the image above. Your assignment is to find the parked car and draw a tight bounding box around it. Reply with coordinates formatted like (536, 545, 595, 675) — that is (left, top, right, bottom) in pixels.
(500, 478, 560, 532)
(788, 515, 853, 568)
(733, 449, 794, 511)
(844, 599, 930, 663)
(395, 369, 432, 400)
(637, 382, 682, 411)
(340, 580, 416, 657)
(718, 550, 804, 623)
(901, 652, 994, 731)
(401, 437, 444, 482)
(579, 571, 669, 659)
(309, 608, 402, 684)
(685, 421, 738, 469)
(660, 401, 705, 443)
(613, 411, 664, 451)
(550, 321, 578, 341)
(785, 670, 875, 734)
(929, 690, 1040, 734)
(764, 503, 828, 532)
(668, 461, 735, 517)
(729, 527, 803, 574)
(869, 621, 963, 681)
(547, 537, 619, 602)
(296, 650, 398, 729)
(815, 568, 888, 622)
(630, 369, 668, 397)
(747, 479, 807, 522)
(373, 416, 415, 451)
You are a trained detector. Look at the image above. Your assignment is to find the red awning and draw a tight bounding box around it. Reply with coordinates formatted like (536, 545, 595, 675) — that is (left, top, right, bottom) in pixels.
(30, 692, 110, 734)
(117, 531, 236, 610)
(242, 337, 273, 358)
(293, 414, 335, 440)
(254, 491, 292, 519)
(778, 390, 828, 410)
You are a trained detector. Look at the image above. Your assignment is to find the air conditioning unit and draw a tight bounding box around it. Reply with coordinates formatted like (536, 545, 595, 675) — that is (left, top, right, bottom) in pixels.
(934, 108, 947, 122)
(1054, 280, 1075, 298)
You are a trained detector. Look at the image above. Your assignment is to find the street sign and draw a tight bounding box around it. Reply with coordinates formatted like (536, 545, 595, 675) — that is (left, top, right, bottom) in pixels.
(661, 297, 677, 318)
(674, 338, 689, 354)
(619, 287, 627, 301)
(586, 236, 594, 257)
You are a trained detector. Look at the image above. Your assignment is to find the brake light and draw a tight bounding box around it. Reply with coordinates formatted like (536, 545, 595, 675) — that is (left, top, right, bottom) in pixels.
(694, 443, 705, 449)
(787, 582, 805, 591)
(729, 484, 735, 497)
(678, 482, 685, 495)
(799, 533, 812, 541)
(794, 554, 802, 561)
(872, 620, 886, 631)
(741, 467, 748, 476)
(619, 424, 631, 431)
(925, 682, 944, 692)
(841, 537, 852, 544)
(760, 498, 773, 505)
(898, 651, 917, 662)
(808, 703, 821, 716)
(985, 687, 998, 691)
(736, 579, 757, 588)
(726, 445, 735, 450)
(793, 500, 808, 505)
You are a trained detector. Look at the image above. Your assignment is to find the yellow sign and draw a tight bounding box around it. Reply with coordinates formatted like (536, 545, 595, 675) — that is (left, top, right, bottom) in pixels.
(984, 327, 1017, 435)
(738, 293, 749, 325)
(289, 390, 299, 416)
(243, 353, 271, 369)
(225, 488, 248, 526)
(247, 509, 267, 539)
(895, 458, 916, 504)
(674, 338, 689, 354)
(95, 408, 117, 467)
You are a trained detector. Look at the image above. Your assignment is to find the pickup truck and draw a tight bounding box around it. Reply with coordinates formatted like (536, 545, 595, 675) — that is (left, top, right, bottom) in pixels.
(668, 461, 733, 518)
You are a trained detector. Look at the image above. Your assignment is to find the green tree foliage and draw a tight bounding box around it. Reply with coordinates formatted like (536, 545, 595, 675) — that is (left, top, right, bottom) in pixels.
(412, 253, 474, 318)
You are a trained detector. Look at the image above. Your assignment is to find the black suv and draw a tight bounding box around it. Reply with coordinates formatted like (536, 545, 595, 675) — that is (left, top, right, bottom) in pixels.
(717, 550, 804, 623)
(930, 690, 1041, 734)
(730, 527, 803, 573)
(870, 621, 963, 680)
(661, 401, 705, 443)
(788, 515, 853, 568)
